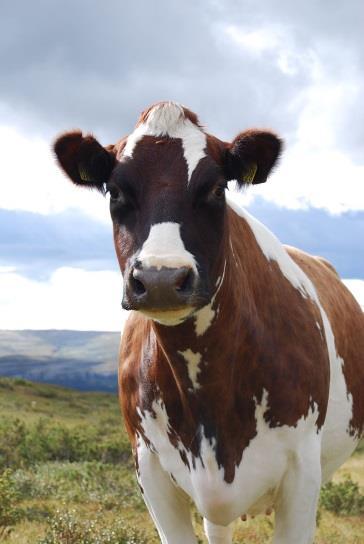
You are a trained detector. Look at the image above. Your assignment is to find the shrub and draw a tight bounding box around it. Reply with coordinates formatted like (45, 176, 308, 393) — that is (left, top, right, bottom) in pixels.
(0, 469, 21, 527)
(0, 378, 14, 391)
(39, 509, 148, 544)
(0, 418, 132, 470)
(320, 477, 364, 516)
(12, 461, 144, 510)
(12, 377, 33, 387)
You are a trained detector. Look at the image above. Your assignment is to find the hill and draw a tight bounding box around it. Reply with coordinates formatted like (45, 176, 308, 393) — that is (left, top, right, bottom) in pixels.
(0, 330, 120, 392)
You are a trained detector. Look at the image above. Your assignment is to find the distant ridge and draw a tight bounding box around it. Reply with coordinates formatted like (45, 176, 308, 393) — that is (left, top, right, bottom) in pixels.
(0, 329, 120, 392)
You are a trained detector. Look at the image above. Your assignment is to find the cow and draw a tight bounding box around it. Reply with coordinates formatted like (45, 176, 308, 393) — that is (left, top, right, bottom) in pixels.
(54, 101, 364, 544)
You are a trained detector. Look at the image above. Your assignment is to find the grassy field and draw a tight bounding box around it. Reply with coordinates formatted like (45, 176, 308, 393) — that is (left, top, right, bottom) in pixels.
(0, 377, 363, 543)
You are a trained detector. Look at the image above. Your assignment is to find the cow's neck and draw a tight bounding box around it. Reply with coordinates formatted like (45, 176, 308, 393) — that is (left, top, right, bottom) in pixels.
(149, 206, 261, 412)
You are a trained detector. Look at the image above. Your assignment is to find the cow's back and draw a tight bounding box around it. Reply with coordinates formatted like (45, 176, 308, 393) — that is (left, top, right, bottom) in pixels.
(287, 246, 364, 481)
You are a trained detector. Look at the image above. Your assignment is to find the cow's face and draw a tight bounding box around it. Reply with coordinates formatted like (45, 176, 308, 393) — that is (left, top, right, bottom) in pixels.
(54, 102, 281, 325)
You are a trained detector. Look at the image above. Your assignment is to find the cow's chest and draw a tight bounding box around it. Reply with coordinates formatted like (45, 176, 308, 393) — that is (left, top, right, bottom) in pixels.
(137, 395, 320, 525)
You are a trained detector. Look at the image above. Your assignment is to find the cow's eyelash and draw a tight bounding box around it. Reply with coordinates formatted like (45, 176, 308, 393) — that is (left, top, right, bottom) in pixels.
(193, 180, 227, 203)
(107, 182, 138, 204)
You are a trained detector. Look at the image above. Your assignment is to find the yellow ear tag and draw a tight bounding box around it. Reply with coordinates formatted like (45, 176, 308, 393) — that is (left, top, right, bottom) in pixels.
(242, 163, 257, 184)
(78, 164, 93, 182)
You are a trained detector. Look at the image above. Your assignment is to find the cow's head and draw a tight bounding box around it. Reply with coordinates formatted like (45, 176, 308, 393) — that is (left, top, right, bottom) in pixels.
(54, 102, 281, 325)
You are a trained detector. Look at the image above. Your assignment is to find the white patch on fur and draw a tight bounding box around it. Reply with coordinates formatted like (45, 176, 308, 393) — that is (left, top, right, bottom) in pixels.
(316, 320, 324, 341)
(137, 222, 197, 273)
(320, 312, 358, 482)
(138, 392, 322, 529)
(215, 260, 227, 287)
(122, 102, 206, 181)
(227, 195, 317, 299)
(194, 303, 215, 336)
(136, 437, 198, 543)
(178, 349, 202, 390)
(203, 519, 233, 543)
(229, 237, 239, 268)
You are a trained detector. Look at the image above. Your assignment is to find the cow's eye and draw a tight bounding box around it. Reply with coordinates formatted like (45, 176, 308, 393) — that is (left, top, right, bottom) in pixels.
(211, 184, 226, 200)
(108, 187, 125, 204)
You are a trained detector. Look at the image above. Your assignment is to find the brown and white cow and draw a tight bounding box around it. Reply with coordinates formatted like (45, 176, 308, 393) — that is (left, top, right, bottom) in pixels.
(54, 102, 364, 544)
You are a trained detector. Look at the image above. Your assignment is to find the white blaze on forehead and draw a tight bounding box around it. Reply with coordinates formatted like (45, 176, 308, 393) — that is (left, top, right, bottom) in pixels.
(178, 348, 202, 390)
(137, 222, 197, 272)
(122, 102, 207, 181)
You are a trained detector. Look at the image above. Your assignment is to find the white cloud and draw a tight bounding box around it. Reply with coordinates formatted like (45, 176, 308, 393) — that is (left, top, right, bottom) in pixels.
(343, 279, 364, 310)
(222, 23, 312, 77)
(0, 267, 127, 331)
(0, 125, 111, 223)
(254, 81, 364, 213)
(222, 23, 364, 214)
(256, 145, 364, 213)
(224, 25, 280, 55)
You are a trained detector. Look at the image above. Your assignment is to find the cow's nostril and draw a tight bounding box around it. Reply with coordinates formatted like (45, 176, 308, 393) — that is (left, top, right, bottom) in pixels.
(175, 268, 194, 294)
(130, 272, 146, 296)
(126, 265, 198, 310)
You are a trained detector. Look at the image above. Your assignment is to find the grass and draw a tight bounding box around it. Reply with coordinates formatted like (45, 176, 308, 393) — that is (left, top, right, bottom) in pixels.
(0, 376, 363, 543)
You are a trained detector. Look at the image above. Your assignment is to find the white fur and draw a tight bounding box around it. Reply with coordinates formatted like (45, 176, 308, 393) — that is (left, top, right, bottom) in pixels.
(137, 222, 197, 273)
(137, 392, 322, 542)
(136, 438, 198, 543)
(320, 312, 358, 482)
(194, 301, 216, 336)
(122, 102, 206, 181)
(178, 348, 202, 390)
(203, 519, 233, 543)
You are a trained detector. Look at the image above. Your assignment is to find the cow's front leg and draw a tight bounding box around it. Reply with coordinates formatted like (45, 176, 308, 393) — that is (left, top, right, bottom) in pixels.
(136, 443, 197, 544)
(273, 439, 321, 544)
(203, 519, 233, 543)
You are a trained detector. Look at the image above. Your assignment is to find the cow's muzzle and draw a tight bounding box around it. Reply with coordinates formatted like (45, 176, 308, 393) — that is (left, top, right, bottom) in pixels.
(122, 262, 208, 318)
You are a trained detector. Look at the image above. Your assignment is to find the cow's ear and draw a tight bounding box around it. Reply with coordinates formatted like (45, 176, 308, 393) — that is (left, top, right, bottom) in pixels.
(223, 130, 282, 185)
(53, 131, 116, 192)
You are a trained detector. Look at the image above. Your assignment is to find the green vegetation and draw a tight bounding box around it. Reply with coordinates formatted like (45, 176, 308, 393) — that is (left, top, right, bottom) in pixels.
(39, 509, 148, 544)
(320, 477, 364, 516)
(0, 470, 21, 527)
(0, 378, 152, 543)
(0, 377, 363, 543)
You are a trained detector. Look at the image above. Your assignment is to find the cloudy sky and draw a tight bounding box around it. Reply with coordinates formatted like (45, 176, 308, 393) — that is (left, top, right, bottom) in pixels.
(0, 0, 363, 330)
